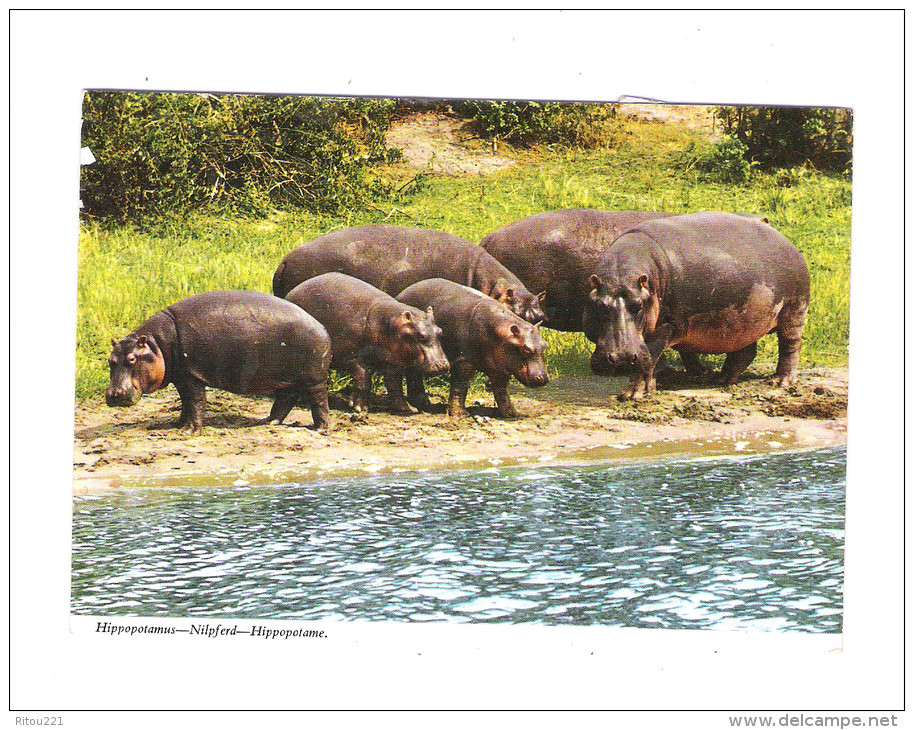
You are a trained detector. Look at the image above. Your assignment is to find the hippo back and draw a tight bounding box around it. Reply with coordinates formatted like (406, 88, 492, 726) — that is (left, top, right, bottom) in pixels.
(479, 209, 671, 331)
(273, 225, 485, 298)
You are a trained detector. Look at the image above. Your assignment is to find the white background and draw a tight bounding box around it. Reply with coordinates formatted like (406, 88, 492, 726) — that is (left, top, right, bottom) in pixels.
(7, 9, 906, 724)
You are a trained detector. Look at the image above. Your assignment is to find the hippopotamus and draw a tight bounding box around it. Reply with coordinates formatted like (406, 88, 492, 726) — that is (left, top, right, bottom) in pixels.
(284, 273, 450, 414)
(395, 279, 549, 418)
(106, 291, 333, 432)
(480, 209, 673, 333)
(587, 211, 809, 400)
(272, 224, 546, 325)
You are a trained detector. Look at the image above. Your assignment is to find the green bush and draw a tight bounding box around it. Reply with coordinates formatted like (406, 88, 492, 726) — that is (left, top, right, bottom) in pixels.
(80, 92, 397, 225)
(714, 106, 853, 175)
(456, 100, 623, 149)
(679, 136, 753, 183)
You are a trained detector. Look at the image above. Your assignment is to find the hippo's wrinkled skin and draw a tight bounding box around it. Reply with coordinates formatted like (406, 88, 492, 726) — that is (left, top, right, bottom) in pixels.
(587, 212, 809, 400)
(272, 224, 546, 324)
(480, 209, 672, 333)
(285, 273, 449, 415)
(106, 291, 332, 432)
(396, 279, 549, 419)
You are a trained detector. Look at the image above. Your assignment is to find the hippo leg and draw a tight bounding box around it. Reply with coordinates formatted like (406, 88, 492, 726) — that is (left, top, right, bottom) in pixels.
(772, 302, 807, 387)
(347, 361, 372, 413)
(447, 364, 476, 419)
(489, 372, 517, 418)
(383, 367, 418, 415)
(405, 370, 432, 411)
(266, 386, 301, 424)
(719, 342, 758, 385)
(303, 381, 331, 432)
(175, 378, 206, 433)
(677, 350, 710, 377)
(619, 334, 669, 401)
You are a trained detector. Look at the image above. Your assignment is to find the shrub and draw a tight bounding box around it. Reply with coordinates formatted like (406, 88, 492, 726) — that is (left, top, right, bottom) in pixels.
(80, 92, 397, 225)
(713, 106, 853, 175)
(679, 136, 753, 183)
(456, 100, 623, 149)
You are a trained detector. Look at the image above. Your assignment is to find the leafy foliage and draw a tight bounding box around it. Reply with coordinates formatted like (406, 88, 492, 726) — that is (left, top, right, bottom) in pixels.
(80, 92, 397, 224)
(714, 106, 853, 175)
(678, 136, 753, 183)
(455, 100, 623, 149)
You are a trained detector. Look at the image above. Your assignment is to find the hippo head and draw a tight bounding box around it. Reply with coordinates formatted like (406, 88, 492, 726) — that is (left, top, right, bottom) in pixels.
(105, 334, 166, 407)
(490, 278, 547, 326)
(584, 273, 658, 374)
(385, 307, 450, 375)
(487, 316, 549, 387)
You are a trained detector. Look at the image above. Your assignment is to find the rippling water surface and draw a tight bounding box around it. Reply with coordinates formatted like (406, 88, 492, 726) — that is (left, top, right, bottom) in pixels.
(72, 447, 845, 632)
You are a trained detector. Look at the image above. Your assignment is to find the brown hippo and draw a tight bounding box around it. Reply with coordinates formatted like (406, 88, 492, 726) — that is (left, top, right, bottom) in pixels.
(106, 291, 333, 432)
(271, 224, 546, 325)
(587, 212, 809, 400)
(480, 209, 672, 333)
(395, 279, 549, 419)
(284, 273, 449, 414)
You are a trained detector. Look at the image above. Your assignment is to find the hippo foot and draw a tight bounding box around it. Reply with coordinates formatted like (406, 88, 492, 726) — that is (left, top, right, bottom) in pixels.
(389, 399, 419, 415)
(407, 396, 433, 412)
(769, 373, 797, 389)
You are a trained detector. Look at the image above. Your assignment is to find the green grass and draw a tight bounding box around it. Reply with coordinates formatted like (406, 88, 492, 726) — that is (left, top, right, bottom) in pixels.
(76, 116, 850, 400)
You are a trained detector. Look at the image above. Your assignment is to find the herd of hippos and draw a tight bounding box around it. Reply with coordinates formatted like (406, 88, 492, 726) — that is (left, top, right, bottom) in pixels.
(105, 209, 811, 434)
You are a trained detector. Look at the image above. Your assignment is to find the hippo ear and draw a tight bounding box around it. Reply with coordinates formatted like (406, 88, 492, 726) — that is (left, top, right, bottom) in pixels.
(589, 275, 603, 292)
(135, 335, 148, 348)
(426, 306, 434, 319)
(637, 274, 650, 292)
(110, 338, 118, 348)
(537, 291, 547, 303)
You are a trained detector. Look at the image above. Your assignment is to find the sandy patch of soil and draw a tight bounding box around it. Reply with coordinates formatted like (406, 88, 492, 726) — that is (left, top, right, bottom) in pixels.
(386, 113, 515, 175)
(619, 102, 723, 140)
(73, 368, 847, 494)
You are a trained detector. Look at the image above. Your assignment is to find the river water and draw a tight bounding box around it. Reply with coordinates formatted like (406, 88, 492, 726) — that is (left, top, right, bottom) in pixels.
(71, 446, 845, 633)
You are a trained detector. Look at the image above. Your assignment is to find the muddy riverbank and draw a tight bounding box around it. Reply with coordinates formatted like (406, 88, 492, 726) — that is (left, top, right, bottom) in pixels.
(73, 368, 847, 494)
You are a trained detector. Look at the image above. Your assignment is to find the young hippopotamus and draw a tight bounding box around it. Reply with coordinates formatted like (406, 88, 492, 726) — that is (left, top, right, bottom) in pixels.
(271, 224, 546, 325)
(395, 279, 549, 419)
(106, 291, 333, 432)
(285, 273, 449, 414)
(587, 212, 810, 400)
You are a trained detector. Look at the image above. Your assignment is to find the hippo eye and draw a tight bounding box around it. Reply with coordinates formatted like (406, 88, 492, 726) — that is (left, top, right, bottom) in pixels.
(126, 353, 137, 365)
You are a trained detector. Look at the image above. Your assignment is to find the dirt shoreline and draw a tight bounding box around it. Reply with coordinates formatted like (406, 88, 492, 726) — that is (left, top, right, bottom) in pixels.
(73, 368, 847, 494)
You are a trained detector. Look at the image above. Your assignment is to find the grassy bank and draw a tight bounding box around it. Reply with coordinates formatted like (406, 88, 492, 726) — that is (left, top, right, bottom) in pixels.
(76, 115, 851, 400)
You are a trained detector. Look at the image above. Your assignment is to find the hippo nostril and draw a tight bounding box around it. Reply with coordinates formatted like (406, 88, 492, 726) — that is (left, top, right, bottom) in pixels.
(607, 353, 619, 364)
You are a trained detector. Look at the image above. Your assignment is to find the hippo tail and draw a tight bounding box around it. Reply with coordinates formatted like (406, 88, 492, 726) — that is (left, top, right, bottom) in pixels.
(272, 260, 288, 298)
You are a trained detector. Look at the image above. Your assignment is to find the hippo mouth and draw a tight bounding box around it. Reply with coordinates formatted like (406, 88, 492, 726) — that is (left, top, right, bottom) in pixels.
(515, 366, 549, 388)
(417, 350, 450, 375)
(106, 389, 142, 407)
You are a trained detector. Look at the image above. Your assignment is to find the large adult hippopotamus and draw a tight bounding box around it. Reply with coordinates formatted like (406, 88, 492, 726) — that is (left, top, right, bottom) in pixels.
(396, 279, 549, 419)
(285, 273, 450, 414)
(271, 224, 546, 325)
(587, 212, 809, 400)
(106, 291, 333, 432)
(480, 209, 672, 333)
